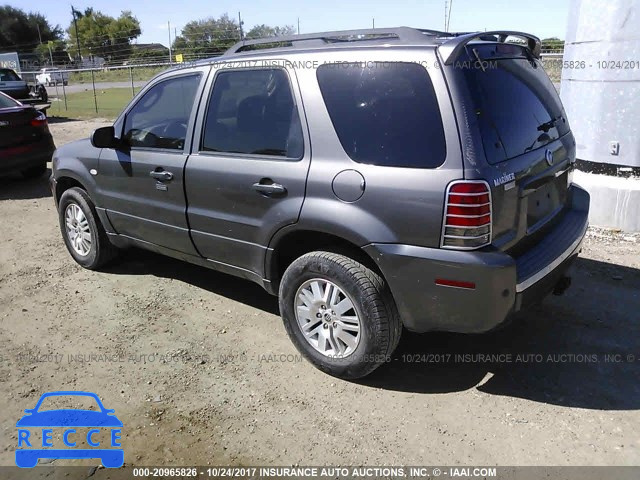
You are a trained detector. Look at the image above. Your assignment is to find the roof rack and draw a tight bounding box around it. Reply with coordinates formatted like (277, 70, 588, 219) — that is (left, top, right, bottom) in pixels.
(224, 27, 541, 64)
(225, 27, 455, 55)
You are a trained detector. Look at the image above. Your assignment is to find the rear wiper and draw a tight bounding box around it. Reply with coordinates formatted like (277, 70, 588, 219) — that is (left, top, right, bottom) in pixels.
(471, 48, 486, 72)
(537, 115, 563, 132)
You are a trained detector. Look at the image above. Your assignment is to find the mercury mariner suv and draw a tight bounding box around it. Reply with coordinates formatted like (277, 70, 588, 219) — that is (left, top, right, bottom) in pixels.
(50, 27, 589, 378)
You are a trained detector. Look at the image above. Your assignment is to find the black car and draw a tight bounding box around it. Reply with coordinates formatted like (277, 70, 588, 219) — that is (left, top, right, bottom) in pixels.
(0, 92, 55, 178)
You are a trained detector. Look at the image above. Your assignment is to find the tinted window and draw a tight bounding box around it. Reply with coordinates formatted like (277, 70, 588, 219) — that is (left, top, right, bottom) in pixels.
(202, 69, 303, 159)
(317, 62, 446, 168)
(124, 73, 201, 150)
(0, 69, 21, 81)
(0, 93, 19, 109)
(460, 44, 569, 164)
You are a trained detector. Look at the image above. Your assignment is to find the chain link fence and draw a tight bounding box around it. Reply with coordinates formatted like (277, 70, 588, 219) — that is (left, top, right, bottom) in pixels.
(21, 52, 564, 119)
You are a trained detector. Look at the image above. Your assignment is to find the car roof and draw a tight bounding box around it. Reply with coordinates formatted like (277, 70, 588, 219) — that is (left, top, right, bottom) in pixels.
(161, 26, 540, 73)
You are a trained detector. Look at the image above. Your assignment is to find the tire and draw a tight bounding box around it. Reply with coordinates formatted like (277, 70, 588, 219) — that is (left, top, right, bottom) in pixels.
(21, 163, 47, 179)
(279, 251, 402, 379)
(58, 187, 118, 270)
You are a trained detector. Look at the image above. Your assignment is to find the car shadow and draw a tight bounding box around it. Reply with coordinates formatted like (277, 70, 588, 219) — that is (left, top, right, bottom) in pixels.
(103, 248, 639, 410)
(361, 256, 640, 410)
(104, 248, 279, 316)
(0, 169, 52, 200)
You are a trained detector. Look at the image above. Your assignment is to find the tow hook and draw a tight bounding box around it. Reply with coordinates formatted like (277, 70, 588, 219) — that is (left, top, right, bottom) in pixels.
(553, 276, 572, 296)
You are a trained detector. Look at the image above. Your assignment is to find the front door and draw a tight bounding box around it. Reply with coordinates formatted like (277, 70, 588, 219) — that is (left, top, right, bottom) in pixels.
(97, 69, 209, 255)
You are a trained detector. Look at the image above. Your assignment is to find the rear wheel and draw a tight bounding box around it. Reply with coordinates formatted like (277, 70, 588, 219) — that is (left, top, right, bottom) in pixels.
(58, 187, 118, 269)
(279, 251, 402, 379)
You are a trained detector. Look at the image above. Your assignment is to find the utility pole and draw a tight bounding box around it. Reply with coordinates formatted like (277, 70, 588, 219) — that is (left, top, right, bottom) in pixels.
(36, 24, 42, 44)
(238, 12, 244, 40)
(444, 0, 448, 31)
(71, 6, 81, 63)
(168, 21, 172, 64)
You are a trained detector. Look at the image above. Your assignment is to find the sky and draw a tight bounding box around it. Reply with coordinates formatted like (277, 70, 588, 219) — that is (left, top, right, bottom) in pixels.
(9, 0, 571, 45)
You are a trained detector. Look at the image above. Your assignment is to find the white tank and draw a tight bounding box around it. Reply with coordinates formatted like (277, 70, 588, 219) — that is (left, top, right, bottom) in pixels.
(561, 0, 640, 172)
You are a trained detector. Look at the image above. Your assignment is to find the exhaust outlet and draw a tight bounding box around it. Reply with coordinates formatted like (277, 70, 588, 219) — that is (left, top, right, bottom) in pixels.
(553, 276, 572, 296)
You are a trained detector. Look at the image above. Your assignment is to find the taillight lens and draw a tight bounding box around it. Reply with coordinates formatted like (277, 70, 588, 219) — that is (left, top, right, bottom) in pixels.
(30, 113, 47, 128)
(441, 180, 492, 250)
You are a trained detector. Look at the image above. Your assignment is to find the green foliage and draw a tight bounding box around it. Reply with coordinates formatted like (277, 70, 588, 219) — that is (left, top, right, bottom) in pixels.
(67, 8, 141, 63)
(35, 40, 70, 65)
(172, 14, 240, 59)
(246, 24, 296, 39)
(541, 37, 565, 52)
(0, 6, 62, 53)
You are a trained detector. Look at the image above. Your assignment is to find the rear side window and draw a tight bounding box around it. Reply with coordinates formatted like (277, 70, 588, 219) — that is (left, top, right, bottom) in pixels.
(201, 69, 303, 159)
(316, 62, 446, 168)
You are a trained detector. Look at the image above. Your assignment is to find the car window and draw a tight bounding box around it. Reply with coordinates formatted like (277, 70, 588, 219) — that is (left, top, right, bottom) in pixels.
(201, 69, 303, 159)
(36, 395, 101, 412)
(316, 62, 446, 168)
(0, 93, 19, 108)
(0, 69, 21, 82)
(123, 73, 202, 150)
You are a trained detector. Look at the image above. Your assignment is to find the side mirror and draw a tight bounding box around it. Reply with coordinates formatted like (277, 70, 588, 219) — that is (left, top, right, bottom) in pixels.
(91, 126, 119, 149)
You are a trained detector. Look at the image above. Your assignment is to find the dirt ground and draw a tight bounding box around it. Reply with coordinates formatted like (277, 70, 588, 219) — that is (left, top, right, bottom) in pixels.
(1, 118, 639, 471)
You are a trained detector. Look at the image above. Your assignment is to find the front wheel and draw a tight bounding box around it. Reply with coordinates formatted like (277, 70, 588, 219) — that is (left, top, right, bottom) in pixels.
(279, 251, 402, 379)
(58, 187, 118, 270)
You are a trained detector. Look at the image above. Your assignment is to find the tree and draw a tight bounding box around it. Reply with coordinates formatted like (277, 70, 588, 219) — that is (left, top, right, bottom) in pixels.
(246, 24, 296, 39)
(541, 37, 564, 52)
(67, 8, 141, 63)
(0, 6, 62, 54)
(172, 14, 240, 59)
(35, 40, 70, 65)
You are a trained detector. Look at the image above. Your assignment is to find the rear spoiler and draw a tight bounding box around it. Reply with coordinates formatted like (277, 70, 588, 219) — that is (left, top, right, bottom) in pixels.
(438, 31, 541, 65)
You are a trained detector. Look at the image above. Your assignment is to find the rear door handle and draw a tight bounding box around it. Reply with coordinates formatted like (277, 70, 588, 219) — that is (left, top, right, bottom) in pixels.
(149, 170, 173, 181)
(252, 182, 287, 196)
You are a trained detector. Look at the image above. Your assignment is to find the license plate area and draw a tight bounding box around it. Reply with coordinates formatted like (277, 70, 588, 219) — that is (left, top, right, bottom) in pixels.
(526, 173, 568, 232)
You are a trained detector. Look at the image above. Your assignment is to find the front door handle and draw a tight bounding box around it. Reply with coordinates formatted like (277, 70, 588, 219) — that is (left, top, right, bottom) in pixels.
(252, 181, 287, 196)
(149, 170, 173, 181)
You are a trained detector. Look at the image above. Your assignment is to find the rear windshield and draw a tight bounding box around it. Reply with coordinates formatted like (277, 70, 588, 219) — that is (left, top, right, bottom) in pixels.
(459, 44, 569, 164)
(0, 69, 21, 81)
(0, 94, 19, 109)
(317, 62, 446, 168)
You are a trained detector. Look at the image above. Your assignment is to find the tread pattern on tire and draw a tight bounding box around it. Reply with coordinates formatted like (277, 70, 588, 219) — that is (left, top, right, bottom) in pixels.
(280, 250, 402, 378)
(60, 187, 119, 269)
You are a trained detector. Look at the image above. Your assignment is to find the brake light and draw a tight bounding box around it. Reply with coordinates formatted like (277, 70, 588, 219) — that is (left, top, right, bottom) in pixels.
(441, 180, 492, 250)
(30, 113, 47, 128)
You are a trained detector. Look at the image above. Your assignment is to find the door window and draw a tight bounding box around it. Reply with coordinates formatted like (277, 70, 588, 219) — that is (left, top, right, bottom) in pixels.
(123, 73, 202, 150)
(201, 69, 303, 159)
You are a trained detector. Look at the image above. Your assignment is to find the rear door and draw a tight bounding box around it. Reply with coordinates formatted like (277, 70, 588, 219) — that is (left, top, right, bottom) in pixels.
(445, 43, 574, 251)
(185, 65, 309, 280)
(96, 68, 209, 255)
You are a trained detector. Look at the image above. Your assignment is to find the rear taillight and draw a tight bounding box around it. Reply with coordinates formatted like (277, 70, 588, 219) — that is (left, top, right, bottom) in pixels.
(441, 180, 492, 250)
(30, 113, 47, 128)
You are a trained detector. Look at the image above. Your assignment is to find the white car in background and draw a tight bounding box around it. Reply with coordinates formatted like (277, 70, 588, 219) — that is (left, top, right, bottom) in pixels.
(36, 68, 69, 86)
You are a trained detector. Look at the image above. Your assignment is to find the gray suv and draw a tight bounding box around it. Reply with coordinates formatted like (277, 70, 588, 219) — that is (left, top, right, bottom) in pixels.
(50, 28, 589, 379)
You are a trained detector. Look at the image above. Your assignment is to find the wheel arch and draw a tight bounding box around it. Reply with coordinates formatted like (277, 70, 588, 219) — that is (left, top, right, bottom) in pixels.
(265, 228, 386, 294)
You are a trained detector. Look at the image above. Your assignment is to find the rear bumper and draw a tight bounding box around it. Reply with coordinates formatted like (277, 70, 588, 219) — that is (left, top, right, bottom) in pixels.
(364, 184, 590, 333)
(0, 135, 54, 175)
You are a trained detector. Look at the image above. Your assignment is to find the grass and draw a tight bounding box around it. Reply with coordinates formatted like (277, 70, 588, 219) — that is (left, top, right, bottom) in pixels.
(47, 87, 139, 119)
(68, 66, 166, 84)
